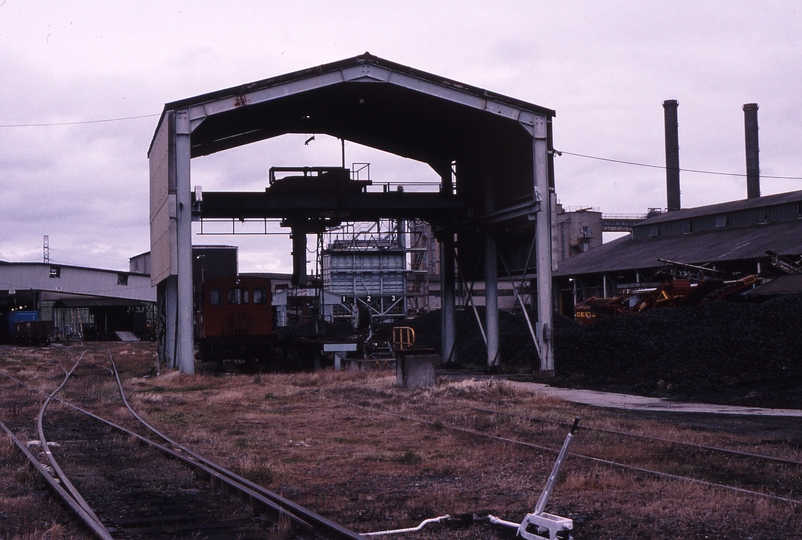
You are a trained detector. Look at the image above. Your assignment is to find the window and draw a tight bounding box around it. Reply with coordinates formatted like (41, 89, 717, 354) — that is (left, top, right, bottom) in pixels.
(228, 287, 249, 304)
(253, 287, 268, 305)
(49, 266, 61, 278)
(117, 273, 129, 286)
(209, 288, 224, 306)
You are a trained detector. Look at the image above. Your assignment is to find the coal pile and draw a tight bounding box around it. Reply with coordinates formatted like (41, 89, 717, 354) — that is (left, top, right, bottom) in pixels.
(553, 294, 802, 408)
(407, 295, 802, 408)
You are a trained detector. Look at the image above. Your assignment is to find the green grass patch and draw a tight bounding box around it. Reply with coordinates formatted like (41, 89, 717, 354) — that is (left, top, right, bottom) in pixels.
(157, 411, 187, 424)
(394, 451, 423, 464)
(145, 385, 212, 393)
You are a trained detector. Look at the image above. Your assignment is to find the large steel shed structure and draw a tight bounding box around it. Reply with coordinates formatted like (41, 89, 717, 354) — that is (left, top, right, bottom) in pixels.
(149, 53, 556, 374)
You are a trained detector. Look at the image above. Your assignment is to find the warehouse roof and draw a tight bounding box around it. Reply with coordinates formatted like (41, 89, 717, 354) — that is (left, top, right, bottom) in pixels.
(555, 215, 802, 276)
(555, 189, 802, 277)
(152, 52, 555, 169)
(0, 262, 155, 302)
(639, 190, 802, 225)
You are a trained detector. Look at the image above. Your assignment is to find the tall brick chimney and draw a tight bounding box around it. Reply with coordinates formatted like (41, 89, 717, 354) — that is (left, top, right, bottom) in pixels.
(743, 103, 760, 199)
(663, 100, 681, 212)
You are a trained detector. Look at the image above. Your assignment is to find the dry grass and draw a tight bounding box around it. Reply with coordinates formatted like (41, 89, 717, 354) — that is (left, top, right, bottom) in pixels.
(3, 343, 802, 539)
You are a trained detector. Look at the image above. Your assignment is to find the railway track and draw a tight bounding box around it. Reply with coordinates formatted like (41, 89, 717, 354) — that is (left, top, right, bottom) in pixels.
(460, 406, 802, 502)
(315, 371, 802, 509)
(322, 395, 802, 507)
(0, 349, 365, 540)
(4, 344, 801, 538)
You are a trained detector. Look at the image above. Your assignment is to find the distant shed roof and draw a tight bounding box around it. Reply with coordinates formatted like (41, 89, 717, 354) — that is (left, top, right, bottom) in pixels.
(638, 191, 802, 225)
(555, 218, 802, 276)
(556, 190, 802, 277)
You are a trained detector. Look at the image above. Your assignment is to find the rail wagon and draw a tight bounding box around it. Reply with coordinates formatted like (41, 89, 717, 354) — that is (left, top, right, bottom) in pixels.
(196, 275, 273, 360)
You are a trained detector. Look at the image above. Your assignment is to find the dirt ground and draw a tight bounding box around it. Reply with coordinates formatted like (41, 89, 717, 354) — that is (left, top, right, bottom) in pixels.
(2, 342, 802, 540)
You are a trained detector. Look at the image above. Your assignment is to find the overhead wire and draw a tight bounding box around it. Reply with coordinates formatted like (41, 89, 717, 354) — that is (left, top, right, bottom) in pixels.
(0, 113, 160, 128)
(2, 111, 800, 180)
(558, 150, 802, 180)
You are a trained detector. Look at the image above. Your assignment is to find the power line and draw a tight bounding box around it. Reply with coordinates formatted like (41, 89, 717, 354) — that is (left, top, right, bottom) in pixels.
(3, 113, 801, 181)
(558, 150, 802, 180)
(0, 113, 160, 128)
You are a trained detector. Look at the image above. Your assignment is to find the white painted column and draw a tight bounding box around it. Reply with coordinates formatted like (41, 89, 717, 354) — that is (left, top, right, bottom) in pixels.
(533, 117, 555, 373)
(175, 110, 195, 374)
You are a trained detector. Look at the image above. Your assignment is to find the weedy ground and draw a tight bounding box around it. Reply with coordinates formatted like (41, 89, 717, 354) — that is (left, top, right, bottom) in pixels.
(2, 342, 801, 539)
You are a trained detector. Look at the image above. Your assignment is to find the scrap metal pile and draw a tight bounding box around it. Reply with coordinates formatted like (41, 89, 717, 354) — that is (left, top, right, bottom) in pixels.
(574, 275, 758, 324)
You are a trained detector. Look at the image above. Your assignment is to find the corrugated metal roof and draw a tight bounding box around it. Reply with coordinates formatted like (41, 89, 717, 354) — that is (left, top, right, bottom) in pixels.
(637, 190, 802, 225)
(554, 218, 802, 276)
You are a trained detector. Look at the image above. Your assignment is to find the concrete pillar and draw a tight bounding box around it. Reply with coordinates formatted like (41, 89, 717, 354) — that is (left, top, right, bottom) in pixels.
(440, 236, 457, 364)
(175, 110, 195, 374)
(485, 232, 499, 366)
(396, 350, 437, 388)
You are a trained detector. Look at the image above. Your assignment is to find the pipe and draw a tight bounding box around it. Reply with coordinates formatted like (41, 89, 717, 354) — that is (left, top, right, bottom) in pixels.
(362, 515, 451, 536)
(487, 515, 521, 529)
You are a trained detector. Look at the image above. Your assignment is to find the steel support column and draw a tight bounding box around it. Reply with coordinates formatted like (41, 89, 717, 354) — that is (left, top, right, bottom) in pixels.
(485, 232, 499, 367)
(175, 110, 195, 374)
(440, 236, 457, 364)
(533, 118, 554, 373)
(164, 276, 177, 369)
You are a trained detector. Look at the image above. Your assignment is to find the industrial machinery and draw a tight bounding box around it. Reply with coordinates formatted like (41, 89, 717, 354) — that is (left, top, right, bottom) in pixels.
(574, 275, 758, 324)
(490, 418, 580, 539)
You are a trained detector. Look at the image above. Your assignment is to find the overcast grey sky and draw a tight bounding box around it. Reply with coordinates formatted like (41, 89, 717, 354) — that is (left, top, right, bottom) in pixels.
(1, 1, 800, 273)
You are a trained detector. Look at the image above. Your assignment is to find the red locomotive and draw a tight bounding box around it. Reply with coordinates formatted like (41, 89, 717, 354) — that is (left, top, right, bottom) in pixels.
(196, 275, 273, 360)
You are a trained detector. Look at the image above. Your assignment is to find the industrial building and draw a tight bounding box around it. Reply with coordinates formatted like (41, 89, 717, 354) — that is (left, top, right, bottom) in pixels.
(0, 261, 156, 342)
(554, 101, 802, 316)
(554, 190, 802, 314)
(149, 53, 557, 374)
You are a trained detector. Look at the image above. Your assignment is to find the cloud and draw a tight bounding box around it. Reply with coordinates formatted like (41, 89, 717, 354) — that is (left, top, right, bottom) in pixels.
(1, 0, 801, 273)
